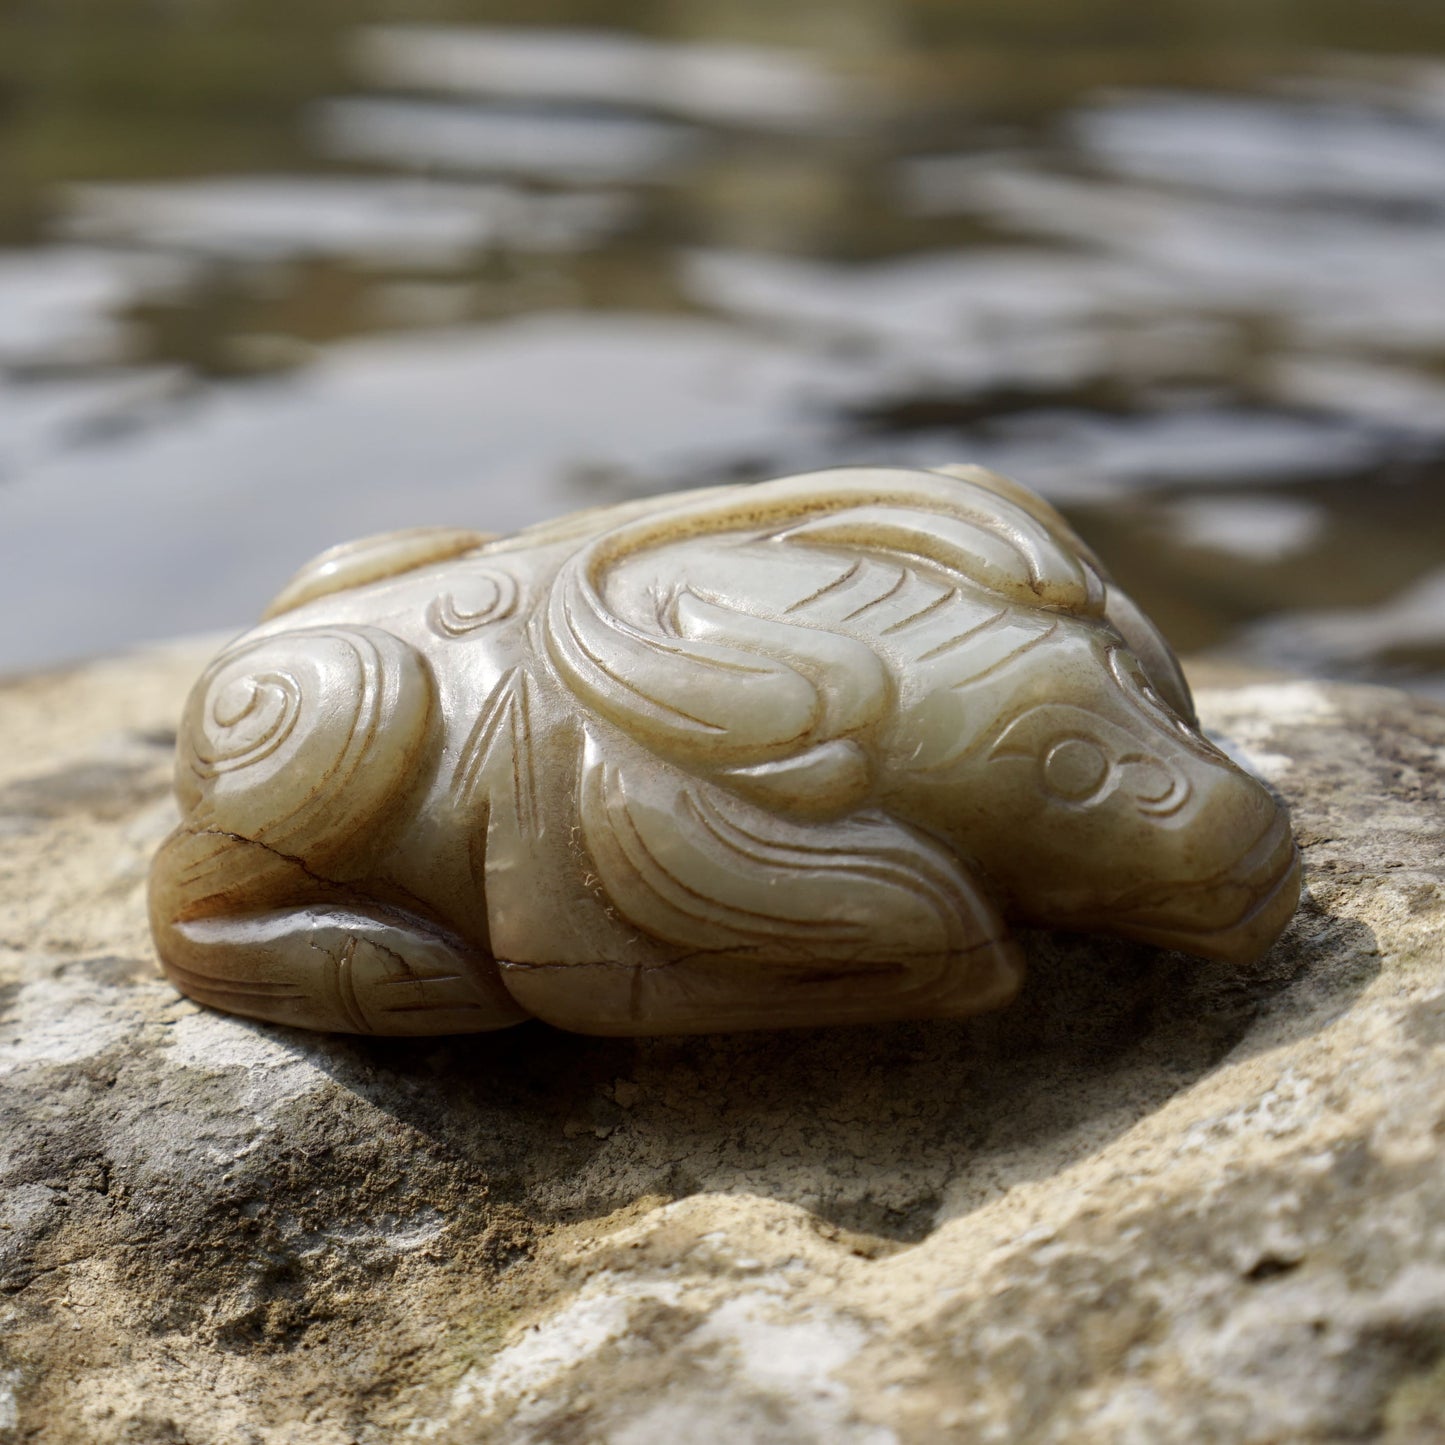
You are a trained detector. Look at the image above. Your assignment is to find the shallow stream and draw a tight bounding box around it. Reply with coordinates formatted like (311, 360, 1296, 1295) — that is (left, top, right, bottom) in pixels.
(2, 0, 1443, 693)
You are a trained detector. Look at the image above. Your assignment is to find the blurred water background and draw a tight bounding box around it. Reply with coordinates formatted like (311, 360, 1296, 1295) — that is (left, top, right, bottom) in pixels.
(1, 0, 1443, 692)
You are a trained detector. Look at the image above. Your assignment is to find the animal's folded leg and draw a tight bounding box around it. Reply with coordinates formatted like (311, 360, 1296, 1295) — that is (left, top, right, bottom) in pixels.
(157, 906, 528, 1035)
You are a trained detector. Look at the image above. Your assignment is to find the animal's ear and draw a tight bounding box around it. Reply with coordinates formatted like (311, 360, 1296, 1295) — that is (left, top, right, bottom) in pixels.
(761, 468, 1105, 614)
(1102, 587, 1197, 726)
(264, 526, 493, 618)
(932, 463, 1196, 724)
(775, 500, 1093, 611)
(497, 731, 1023, 1035)
(929, 463, 1106, 575)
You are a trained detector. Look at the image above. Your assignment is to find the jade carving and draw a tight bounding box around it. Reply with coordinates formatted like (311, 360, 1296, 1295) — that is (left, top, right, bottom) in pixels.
(149, 465, 1301, 1035)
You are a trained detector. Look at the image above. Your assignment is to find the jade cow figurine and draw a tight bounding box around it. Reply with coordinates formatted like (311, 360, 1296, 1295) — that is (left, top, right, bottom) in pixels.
(149, 465, 1301, 1036)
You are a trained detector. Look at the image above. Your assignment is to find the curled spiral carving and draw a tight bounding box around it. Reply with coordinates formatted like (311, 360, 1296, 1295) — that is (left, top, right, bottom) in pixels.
(175, 624, 435, 872)
(427, 569, 520, 638)
(188, 668, 301, 780)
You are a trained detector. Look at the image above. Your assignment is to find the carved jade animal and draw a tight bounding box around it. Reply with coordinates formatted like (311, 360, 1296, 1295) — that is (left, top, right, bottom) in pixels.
(149, 465, 1301, 1035)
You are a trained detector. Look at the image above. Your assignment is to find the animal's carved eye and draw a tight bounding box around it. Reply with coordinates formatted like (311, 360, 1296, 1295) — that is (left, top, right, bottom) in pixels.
(1040, 736, 1110, 802)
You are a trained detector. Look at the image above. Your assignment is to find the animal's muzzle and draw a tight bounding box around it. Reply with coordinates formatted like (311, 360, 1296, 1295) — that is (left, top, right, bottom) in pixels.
(1109, 811, 1302, 966)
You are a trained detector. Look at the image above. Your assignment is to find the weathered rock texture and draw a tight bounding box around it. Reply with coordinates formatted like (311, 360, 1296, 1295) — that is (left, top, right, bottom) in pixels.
(1, 640, 1442, 1444)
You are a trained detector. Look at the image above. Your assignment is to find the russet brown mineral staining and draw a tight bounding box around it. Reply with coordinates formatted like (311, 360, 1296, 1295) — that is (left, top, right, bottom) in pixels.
(148, 465, 1302, 1036)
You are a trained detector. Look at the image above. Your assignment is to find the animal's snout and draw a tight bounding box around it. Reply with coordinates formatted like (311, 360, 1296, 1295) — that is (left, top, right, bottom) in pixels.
(1110, 794, 1302, 965)
(962, 644, 1299, 966)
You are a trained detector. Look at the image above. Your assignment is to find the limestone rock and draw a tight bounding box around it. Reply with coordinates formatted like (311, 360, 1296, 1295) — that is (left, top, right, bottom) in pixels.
(0, 641, 1442, 1443)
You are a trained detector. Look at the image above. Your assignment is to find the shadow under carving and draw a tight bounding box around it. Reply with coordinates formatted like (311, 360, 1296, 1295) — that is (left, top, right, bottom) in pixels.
(296, 886, 1376, 1246)
(3, 894, 1372, 1371)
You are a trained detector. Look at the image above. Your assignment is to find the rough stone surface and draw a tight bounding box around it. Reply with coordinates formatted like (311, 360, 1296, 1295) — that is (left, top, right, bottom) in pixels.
(1, 640, 1442, 1444)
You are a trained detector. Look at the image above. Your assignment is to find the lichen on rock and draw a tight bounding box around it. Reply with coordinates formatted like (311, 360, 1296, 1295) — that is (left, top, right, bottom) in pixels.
(0, 643, 1442, 1443)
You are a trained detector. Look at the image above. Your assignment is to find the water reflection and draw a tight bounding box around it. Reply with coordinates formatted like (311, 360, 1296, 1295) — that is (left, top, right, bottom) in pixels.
(0, 248, 189, 367)
(0, 4, 1442, 694)
(1162, 496, 1325, 563)
(312, 99, 702, 183)
(63, 178, 632, 265)
(1072, 91, 1445, 203)
(350, 26, 851, 129)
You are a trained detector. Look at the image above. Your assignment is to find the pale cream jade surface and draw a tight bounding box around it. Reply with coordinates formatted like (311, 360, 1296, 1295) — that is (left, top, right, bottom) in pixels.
(148, 466, 1301, 1036)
